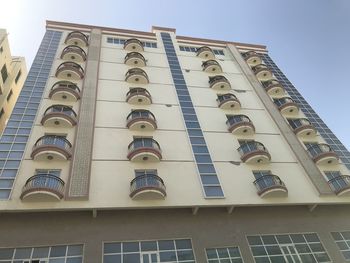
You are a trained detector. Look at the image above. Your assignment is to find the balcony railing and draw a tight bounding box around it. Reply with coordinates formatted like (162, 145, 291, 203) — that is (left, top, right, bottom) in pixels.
(125, 68, 149, 84)
(242, 51, 262, 66)
(56, 62, 84, 80)
(252, 64, 269, 74)
(226, 115, 255, 134)
(126, 88, 152, 104)
(217, 93, 241, 109)
(328, 175, 350, 195)
(209, 75, 231, 90)
(288, 118, 316, 137)
(197, 46, 215, 59)
(261, 79, 285, 95)
(124, 52, 146, 66)
(41, 105, 77, 127)
(127, 138, 162, 161)
(126, 110, 157, 130)
(306, 143, 338, 164)
(31, 135, 72, 161)
(130, 174, 166, 199)
(124, 38, 144, 52)
(242, 51, 259, 60)
(20, 174, 65, 200)
(252, 64, 272, 80)
(237, 141, 271, 164)
(65, 31, 89, 46)
(61, 45, 87, 61)
(202, 60, 222, 73)
(49, 81, 81, 101)
(274, 97, 299, 114)
(44, 105, 77, 118)
(253, 175, 287, 197)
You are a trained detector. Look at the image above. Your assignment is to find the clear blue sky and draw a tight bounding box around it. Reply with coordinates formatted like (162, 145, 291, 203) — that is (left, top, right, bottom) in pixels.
(1, 0, 349, 149)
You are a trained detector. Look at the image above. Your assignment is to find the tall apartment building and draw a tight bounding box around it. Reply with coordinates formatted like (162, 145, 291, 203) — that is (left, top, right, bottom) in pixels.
(0, 20, 349, 263)
(0, 29, 26, 134)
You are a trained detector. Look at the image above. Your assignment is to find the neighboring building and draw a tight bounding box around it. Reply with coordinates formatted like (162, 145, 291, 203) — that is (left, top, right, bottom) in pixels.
(0, 29, 26, 134)
(0, 21, 349, 263)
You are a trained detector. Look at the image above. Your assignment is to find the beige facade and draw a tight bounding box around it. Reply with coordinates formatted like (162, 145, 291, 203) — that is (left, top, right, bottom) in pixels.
(0, 29, 26, 134)
(0, 21, 349, 263)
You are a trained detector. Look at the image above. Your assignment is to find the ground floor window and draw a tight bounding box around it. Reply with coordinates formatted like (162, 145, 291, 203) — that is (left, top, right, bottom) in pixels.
(206, 246, 243, 263)
(0, 244, 83, 262)
(247, 233, 330, 263)
(331, 231, 350, 260)
(103, 238, 195, 263)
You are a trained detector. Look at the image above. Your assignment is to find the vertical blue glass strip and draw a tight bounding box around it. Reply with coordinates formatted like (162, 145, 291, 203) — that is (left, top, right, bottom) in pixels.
(262, 54, 350, 170)
(0, 30, 62, 199)
(160, 32, 224, 198)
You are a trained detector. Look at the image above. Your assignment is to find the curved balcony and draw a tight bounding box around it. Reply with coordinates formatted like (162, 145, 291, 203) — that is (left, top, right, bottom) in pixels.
(130, 174, 166, 200)
(125, 68, 149, 84)
(274, 97, 299, 115)
(124, 52, 146, 67)
(20, 174, 65, 201)
(307, 144, 339, 165)
(49, 81, 81, 102)
(60, 45, 87, 62)
(254, 175, 288, 198)
(126, 88, 152, 105)
(328, 176, 350, 196)
(202, 60, 223, 73)
(288, 118, 317, 137)
(127, 138, 162, 162)
(237, 141, 271, 164)
(209, 75, 231, 90)
(56, 62, 84, 80)
(217, 93, 241, 110)
(65, 31, 89, 47)
(124, 38, 144, 52)
(41, 105, 77, 128)
(31, 135, 72, 161)
(226, 115, 255, 135)
(252, 64, 273, 81)
(196, 46, 215, 59)
(242, 51, 262, 66)
(126, 110, 157, 131)
(262, 79, 285, 97)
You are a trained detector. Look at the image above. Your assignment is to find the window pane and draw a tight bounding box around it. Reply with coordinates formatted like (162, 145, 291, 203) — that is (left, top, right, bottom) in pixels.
(158, 240, 175, 251)
(50, 246, 67, 257)
(123, 253, 140, 263)
(204, 186, 224, 197)
(123, 242, 139, 252)
(67, 245, 83, 256)
(0, 248, 14, 259)
(201, 175, 219, 184)
(175, 239, 192, 249)
(104, 255, 121, 263)
(104, 243, 121, 254)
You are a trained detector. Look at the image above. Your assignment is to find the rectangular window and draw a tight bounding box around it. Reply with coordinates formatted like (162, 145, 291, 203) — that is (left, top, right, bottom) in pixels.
(247, 233, 331, 263)
(6, 89, 13, 101)
(0, 244, 83, 262)
(0, 46, 3, 53)
(179, 45, 225, 56)
(103, 239, 194, 263)
(0, 108, 4, 119)
(206, 246, 243, 262)
(35, 169, 61, 177)
(15, 70, 21, 84)
(1, 64, 8, 83)
(135, 169, 157, 177)
(106, 37, 157, 48)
